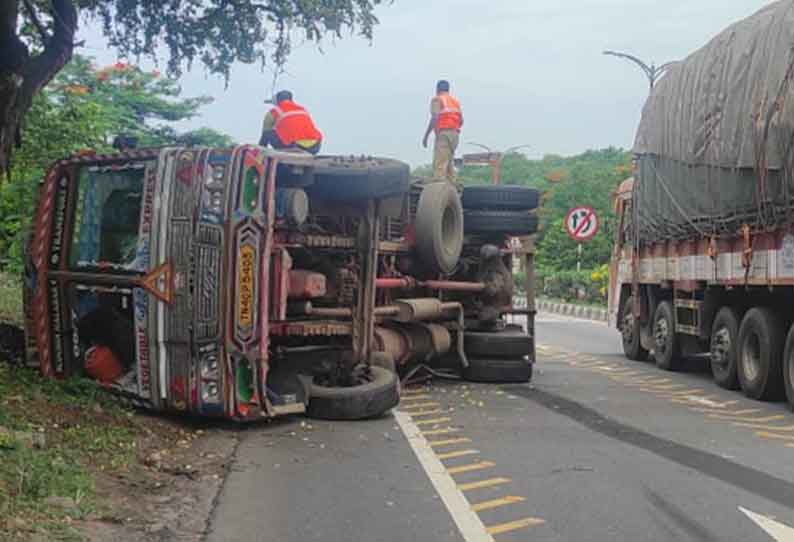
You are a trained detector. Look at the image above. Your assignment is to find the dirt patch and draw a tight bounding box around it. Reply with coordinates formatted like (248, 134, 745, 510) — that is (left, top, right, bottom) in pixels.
(0, 359, 240, 542)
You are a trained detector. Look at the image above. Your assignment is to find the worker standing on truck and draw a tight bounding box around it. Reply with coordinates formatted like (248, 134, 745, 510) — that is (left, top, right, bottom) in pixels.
(259, 90, 323, 154)
(422, 80, 463, 183)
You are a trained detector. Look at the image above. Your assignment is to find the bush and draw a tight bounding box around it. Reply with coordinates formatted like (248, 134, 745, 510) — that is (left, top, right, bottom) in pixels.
(536, 264, 609, 305)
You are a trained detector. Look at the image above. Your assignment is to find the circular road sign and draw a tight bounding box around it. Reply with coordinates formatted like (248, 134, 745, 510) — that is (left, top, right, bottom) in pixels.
(565, 206, 600, 242)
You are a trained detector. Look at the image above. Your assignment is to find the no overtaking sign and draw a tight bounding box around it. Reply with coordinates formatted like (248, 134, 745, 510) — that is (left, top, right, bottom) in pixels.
(565, 206, 599, 242)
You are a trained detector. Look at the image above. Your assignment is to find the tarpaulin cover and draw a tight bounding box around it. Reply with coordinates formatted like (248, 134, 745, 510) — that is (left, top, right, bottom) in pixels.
(632, 1, 794, 243)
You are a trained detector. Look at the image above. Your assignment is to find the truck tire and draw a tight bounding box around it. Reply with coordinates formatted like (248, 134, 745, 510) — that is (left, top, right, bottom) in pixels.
(308, 156, 410, 201)
(652, 301, 680, 371)
(462, 185, 540, 211)
(621, 296, 648, 361)
(463, 357, 532, 383)
(709, 307, 740, 390)
(414, 182, 464, 274)
(464, 328, 533, 358)
(464, 211, 538, 235)
(737, 308, 785, 401)
(783, 323, 794, 411)
(306, 366, 400, 420)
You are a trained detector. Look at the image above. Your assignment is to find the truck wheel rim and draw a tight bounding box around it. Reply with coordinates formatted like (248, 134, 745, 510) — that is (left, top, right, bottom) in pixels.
(711, 327, 731, 370)
(622, 310, 635, 345)
(742, 332, 761, 382)
(654, 317, 669, 354)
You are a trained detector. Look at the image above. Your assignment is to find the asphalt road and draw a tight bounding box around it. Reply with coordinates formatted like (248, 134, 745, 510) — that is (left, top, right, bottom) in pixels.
(206, 314, 794, 542)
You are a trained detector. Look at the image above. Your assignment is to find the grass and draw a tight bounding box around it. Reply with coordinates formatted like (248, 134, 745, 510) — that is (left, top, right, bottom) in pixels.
(0, 273, 23, 327)
(0, 362, 138, 541)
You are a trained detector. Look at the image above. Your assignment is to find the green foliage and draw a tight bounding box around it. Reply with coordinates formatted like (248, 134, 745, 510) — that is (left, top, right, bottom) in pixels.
(76, 0, 385, 80)
(0, 54, 234, 273)
(0, 273, 23, 325)
(459, 148, 631, 272)
(537, 264, 609, 306)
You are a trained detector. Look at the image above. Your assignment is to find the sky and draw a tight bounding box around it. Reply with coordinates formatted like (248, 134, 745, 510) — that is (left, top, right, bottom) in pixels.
(79, 0, 769, 166)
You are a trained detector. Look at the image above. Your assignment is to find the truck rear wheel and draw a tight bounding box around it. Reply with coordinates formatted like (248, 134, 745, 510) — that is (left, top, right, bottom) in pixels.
(308, 156, 411, 201)
(652, 301, 680, 371)
(621, 296, 648, 361)
(414, 182, 464, 275)
(738, 308, 785, 401)
(783, 323, 794, 411)
(306, 365, 400, 420)
(709, 307, 740, 390)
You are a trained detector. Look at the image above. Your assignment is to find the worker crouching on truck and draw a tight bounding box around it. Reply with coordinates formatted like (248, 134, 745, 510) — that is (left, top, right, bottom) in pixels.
(422, 79, 463, 183)
(259, 90, 323, 154)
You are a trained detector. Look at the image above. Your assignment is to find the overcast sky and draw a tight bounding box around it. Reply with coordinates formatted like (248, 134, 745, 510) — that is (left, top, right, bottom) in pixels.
(80, 1, 768, 166)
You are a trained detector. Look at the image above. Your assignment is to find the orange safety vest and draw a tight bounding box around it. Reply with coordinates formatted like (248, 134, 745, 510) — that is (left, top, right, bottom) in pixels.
(436, 93, 462, 132)
(270, 100, 323, 145)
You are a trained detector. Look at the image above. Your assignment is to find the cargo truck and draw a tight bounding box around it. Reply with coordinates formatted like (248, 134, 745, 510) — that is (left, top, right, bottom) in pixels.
(610, 1, 794, 409)
(22, 145, 539, 421)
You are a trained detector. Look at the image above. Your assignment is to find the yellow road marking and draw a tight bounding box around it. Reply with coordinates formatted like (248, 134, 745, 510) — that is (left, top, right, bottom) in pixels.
(485, 517, 546, 535)
(470, 496, 526, 512)
(402, 388, 430, 396)
(709, 414, 787, 423)
(571, 362, 606, 368)
(670, 397, 738, 408)
(646, 384, 688, 391)
(422, 427, 461, 437)
(428, 438, 472, 448)
(690, 408, 761, 416)
(447, 461, 496, 475)
(636, 378, 673, 386)
(756, 431, 794, 442)
(414, 417, 452, 427)
(401, 394, 433, 402)
(401, 402, 441, 410)
(407, 409, 444, 418)
(458, 477, 512, 491)
(660, 389, 706, 396)
(437, 449, 481, 460)
(733, 422, 794, 432)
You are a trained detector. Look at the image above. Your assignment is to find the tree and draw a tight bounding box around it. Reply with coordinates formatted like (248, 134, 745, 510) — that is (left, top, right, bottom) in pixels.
(0, 0, 385, 174)
(0, 54, 234, 270)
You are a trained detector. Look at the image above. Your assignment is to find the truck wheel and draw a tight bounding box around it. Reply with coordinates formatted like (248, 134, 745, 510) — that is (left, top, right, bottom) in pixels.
(462, 185, 540, 211)
(737, 308, 785, 401)
(463, 211, 538, 235)
(464, 328, 533, 358)
(652, 301, 680, 371)
(414, 182, 464, 274)
(709, 307, 740, 390)
(621, 296, 648, 361)
(783, 323, 794, 411)
(463, 357, 532, 383)
(308, 156, 410, 201)
(306, 366, 400, 420)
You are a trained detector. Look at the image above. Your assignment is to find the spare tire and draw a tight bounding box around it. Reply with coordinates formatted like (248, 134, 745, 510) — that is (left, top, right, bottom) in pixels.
(308, 156, 410, 201)
(414, 182, 464, 275)
(462, 185, 540, 211)
(306, 366, 400, 420)
(464, 328, 533, 358)
(464, 210, 538, 235)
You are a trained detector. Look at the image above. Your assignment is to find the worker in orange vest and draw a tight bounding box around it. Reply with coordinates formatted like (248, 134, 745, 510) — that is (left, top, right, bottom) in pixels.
(422, 80, 464, 183)
(259, 90, 323, 154)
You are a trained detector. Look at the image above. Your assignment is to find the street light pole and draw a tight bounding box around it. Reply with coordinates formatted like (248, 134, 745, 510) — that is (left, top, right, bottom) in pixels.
(603, 50, 678, 91)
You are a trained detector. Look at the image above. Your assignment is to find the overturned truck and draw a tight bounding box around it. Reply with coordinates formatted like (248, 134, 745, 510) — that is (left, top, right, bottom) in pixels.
(23, 146, 539, 421)
(610, 1, 794, 409)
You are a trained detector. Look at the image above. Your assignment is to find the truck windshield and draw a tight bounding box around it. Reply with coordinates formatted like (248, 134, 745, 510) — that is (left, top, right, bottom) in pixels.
(70, 165, 145, 270)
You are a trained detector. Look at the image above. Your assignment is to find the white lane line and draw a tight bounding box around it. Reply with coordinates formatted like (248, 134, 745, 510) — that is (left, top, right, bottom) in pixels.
(394, 411, 494, 542)
(739, 507, 794, 541)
